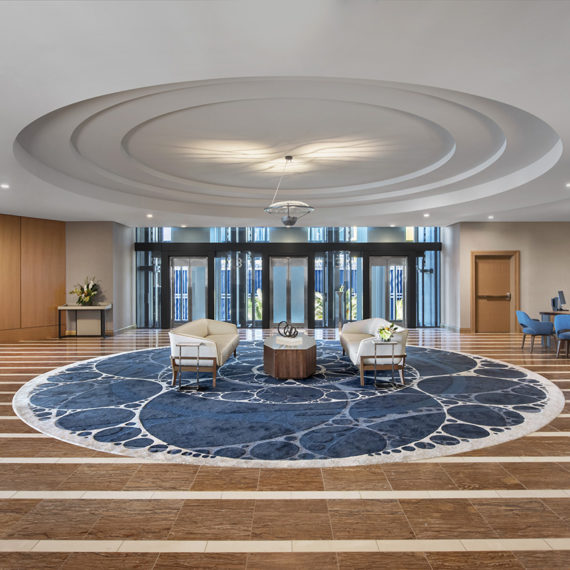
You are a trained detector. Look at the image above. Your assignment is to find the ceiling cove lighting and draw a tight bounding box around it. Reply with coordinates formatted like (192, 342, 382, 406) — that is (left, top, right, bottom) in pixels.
(264, 156, 314, 227)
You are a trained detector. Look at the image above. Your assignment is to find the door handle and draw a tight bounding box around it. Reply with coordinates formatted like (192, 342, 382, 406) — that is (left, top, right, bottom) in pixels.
(477, 293, 511, 300)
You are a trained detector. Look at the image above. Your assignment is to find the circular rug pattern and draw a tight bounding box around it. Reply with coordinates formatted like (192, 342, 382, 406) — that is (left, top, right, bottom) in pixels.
(13, 341, 564, 467)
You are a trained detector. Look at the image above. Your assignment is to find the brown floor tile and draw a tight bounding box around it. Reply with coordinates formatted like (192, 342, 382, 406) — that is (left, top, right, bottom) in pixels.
(0, 499, 105, 539)
(247, 553, 338, 569)
(61, 552, 159, 570)
(322, 465, 391, 490)
(0, 464, 77, 490)
(123, 464, 199, 490)
(338, 552, 431, 569)
(59, 464, 140, 490)
(382, 463, 458, 490)
(541, 417, 570, 431)
(0, 499, 41, 534)
(541, 497, 570, 522)
(0, 383, 25, 392)
(169, 499, 255, 540)
(329, 499, 415, 540)
(400, 499, 497, 539)
(472, 499, 570, 538)
(501, 462, 570, 489)
(538, 439, 570, 455)
(442, 463, 524, 490)
(191, 467, 260, 491)
(252, 499, 332, 540)
(86, 499, 184, 540)
(258, 468, 324, 491)
(155, 553, 247, 569)
(514, 550, 570, 569)
(0, 552, 69, 569)
(426, 551, 524, 569)
(0, 420, 37, 433)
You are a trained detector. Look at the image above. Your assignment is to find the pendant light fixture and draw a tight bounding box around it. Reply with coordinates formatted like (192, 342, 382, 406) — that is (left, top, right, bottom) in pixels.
(264, 156, 314, 227)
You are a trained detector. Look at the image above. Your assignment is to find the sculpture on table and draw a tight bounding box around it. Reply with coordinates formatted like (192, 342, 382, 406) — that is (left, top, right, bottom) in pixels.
(277, 321, 298, 338)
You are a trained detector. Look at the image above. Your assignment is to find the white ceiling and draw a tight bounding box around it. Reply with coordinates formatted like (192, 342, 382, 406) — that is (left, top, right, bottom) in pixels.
(1, 0, 569, 228)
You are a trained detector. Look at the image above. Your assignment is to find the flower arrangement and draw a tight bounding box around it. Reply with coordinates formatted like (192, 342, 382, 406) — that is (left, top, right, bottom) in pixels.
(377, 322, 398, 341)
(70, 277, 100, 306)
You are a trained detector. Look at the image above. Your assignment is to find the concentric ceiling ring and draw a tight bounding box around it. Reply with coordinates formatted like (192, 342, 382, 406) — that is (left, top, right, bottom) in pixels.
(15, 77, 561, 226)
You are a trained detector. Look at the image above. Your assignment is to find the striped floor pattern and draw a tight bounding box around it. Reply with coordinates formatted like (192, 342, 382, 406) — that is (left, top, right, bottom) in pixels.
(0, 328, 569, 569)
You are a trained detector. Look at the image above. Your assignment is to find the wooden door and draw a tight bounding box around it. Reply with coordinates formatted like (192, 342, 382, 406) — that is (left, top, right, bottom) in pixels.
(473, 253, 518, 333)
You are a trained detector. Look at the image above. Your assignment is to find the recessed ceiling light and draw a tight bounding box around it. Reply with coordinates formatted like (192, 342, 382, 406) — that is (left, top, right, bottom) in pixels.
(0, 183, 9, 190)
(566, 182, 570, 188)
(389, 224, 396, 227)
(146, 213, 153, 219)
(423, 213, 430, 218)
(180, 224, 187, 228)
(488, 215, 495, 220)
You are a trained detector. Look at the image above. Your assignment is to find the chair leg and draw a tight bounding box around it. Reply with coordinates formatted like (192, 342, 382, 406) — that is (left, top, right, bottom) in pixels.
(521, 334, 526, 349)
(556, 339, 562, 358)
(399, 368, 405, 385)
(567, 340, 569, 359)
(234, 349, 237, 358)
(212, 366, 216, 389)
(171, 358, 177, 386)
(530, 336, 535, 353)
(360, 365, 364, 387)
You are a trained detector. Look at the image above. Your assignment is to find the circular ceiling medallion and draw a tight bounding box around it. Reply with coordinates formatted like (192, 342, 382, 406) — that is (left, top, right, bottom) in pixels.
(15, 77, 561, 226)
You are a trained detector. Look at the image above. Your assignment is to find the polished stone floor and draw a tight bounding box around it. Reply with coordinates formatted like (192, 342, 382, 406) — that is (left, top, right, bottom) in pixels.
(0, 328, 569, 568)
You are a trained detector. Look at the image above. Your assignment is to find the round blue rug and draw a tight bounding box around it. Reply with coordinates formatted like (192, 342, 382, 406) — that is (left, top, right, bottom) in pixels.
(13, 341, 564, 467)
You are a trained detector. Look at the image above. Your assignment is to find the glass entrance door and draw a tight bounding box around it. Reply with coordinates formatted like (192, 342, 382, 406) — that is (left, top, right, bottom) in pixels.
(270, 257, 308, 327)
(170, 257, 208, 325)
(370, 256, 407, 326)
(214, 251, 262, 327)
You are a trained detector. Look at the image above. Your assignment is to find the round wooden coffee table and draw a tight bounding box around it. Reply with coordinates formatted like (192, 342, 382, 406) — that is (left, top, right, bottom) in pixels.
(263, 334, 317, 380)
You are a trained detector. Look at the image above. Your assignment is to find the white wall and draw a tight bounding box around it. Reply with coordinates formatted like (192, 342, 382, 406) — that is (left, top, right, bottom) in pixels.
(441, 224, 461, 330)
(66, 221, 135, 334)
(442, 222, 570, 331)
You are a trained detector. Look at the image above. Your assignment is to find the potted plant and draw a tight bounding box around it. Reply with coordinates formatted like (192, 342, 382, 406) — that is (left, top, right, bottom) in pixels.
(70, 277, 100, 306)
(377, 322, 398, 341)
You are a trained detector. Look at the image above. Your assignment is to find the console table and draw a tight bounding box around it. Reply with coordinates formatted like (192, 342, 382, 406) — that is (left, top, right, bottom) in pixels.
(58, 304, 112, 338)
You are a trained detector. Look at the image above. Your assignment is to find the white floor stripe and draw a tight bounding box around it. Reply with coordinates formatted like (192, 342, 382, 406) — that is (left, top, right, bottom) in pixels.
(0, 433, 47, 438)
(0, 538, 567, 553)
(0, 489, 568, 500)
(0, 456, 569, 464)
(529, 432, 570, 437)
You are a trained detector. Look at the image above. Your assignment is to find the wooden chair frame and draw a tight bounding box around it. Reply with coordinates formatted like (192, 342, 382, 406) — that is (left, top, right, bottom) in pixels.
(359, 354, 407, 386)
(170, 355, 218, 388)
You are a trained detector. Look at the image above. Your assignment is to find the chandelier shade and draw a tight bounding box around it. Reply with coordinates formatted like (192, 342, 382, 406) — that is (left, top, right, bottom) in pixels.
(264, 156, 314, 226)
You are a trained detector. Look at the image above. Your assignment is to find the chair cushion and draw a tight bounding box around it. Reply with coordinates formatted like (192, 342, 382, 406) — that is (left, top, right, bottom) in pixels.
(558, 332, 570, 340)
(206, 334, 239, 364)
(523, 321, 553, 335)
(206, 319, 238, 335)
(172, 319, 208, 338)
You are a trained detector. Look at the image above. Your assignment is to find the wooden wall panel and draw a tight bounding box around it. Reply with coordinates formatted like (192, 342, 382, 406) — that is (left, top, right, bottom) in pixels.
(0, 214, 21, 330)
(20, 217, 66, 328)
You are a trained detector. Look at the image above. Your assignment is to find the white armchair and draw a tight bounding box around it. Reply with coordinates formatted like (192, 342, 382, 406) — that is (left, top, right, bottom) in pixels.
(169, 319, 239, 388)
(340, 318, 408, 385)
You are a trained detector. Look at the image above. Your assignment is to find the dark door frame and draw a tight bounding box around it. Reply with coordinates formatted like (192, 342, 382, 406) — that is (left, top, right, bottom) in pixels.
(143, 242, 440, 330)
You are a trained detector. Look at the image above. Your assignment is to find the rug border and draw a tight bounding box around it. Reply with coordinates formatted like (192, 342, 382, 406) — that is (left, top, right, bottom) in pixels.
(12, 341, 566, 468)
